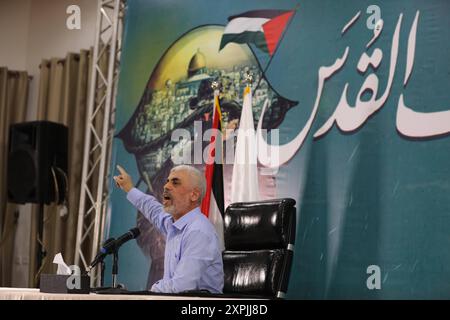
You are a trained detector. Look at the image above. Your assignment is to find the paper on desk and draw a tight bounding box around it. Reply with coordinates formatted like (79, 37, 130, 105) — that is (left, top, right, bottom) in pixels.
(53, 253, 71, 275)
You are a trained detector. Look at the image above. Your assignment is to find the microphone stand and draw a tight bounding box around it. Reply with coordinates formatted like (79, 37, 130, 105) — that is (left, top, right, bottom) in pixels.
(95, 245, 127, 294)
(91, 228, 141, 294)
(112, 246, 119, 288)
(100, 260, 105, 288)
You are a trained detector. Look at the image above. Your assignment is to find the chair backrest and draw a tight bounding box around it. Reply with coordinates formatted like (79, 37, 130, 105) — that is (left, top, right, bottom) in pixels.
(222, 198, 296, 299)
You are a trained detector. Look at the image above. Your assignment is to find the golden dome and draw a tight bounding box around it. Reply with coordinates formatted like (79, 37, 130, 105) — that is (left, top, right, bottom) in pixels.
(188, 49, 206, 75)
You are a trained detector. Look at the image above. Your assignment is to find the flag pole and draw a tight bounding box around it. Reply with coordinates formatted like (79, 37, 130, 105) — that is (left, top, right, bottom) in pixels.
(255, 4, 299, 91)
(244, 72, 253, 92)
(201, 81, 220, 217)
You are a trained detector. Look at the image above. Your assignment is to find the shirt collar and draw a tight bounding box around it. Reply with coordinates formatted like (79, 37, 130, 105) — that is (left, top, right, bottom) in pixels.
(172, 206, 202, 231)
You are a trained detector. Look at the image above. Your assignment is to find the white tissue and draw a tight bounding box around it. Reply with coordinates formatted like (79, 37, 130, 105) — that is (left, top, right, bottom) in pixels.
(53, 253, 71, 275)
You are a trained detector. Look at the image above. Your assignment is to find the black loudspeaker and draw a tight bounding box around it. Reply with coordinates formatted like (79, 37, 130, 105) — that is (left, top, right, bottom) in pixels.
(7, 121, 68, 204)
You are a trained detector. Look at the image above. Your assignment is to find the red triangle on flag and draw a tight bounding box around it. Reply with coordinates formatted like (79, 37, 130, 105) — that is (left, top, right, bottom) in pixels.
(262, 11, 294, 56)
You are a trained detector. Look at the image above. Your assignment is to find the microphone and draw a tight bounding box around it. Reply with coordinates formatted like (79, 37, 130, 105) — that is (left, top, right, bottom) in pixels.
(109, 227, 141, 252)
(89, 237, 115, 269)
(89, 228, 141, 269)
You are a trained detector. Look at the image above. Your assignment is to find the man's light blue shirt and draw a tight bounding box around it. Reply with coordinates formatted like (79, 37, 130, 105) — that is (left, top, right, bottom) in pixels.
(127, 188, 224, 293)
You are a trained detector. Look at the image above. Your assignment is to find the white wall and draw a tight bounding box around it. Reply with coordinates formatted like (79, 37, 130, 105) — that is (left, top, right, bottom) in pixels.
(0, 0, 98, 287)
(25, 0, 97, 119)
(0, 0, 31, 71)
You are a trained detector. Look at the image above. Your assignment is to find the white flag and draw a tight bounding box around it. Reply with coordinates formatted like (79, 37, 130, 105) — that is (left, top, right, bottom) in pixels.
(231, 86, 260, 203)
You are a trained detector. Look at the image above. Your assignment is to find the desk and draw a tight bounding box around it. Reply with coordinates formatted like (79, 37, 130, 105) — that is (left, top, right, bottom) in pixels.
(0, 287, 230, 300)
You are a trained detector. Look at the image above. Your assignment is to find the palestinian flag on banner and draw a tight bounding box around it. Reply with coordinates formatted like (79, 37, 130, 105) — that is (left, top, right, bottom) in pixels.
(219, 9, 295, 56)
(201, 91, 225, 250)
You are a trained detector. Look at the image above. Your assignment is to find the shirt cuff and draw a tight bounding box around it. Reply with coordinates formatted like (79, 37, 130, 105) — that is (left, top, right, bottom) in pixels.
(150, 281, 162, 293)
(126, 187, 146, 204)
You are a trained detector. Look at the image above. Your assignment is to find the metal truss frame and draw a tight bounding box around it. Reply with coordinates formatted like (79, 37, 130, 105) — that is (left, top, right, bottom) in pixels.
(74, 0, 126, 286)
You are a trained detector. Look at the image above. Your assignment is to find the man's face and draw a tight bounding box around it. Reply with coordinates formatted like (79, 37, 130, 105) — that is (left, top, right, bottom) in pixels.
(163, 169, 199, 219)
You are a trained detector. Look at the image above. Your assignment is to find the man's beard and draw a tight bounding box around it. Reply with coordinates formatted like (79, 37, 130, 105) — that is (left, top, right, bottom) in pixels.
(163, 191, 174, 214)
(163, 203, 175, 214)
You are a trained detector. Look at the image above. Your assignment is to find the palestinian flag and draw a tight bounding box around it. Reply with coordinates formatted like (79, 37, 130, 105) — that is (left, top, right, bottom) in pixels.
(219, 9, 295, 56)
(201, 91, 225, 249)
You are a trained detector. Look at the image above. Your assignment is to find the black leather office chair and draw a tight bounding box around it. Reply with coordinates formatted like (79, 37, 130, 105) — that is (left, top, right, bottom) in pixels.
(222, 198, 296, 299)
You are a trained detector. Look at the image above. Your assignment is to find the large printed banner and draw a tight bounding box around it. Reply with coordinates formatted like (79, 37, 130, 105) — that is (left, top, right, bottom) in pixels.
(107, 0, 450, 298)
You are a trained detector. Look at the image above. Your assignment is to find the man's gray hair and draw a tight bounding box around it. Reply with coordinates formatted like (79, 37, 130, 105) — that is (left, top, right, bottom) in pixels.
(170, 165, 206, 204)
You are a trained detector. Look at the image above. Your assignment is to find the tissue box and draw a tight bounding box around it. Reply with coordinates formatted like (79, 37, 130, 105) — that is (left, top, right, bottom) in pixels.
(40, 274, 90, 294)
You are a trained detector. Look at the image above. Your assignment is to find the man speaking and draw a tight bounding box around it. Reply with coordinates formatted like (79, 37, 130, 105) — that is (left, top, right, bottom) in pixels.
(114, 164, 224, 294)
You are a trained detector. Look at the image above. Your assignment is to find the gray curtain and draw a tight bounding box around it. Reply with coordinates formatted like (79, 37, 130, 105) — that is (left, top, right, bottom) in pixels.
(0, 68, 30, 286)
(30, 50, 93, 286)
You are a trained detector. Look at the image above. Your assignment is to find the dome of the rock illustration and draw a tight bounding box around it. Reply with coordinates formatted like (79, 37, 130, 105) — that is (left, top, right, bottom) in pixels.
(188, 49, 207, 78)
(117, 25, 297, 157)
(144, 25, 256, 91)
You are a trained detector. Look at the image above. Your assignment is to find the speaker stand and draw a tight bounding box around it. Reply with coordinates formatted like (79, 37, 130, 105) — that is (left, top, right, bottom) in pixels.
(36, 203, 46, 286)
